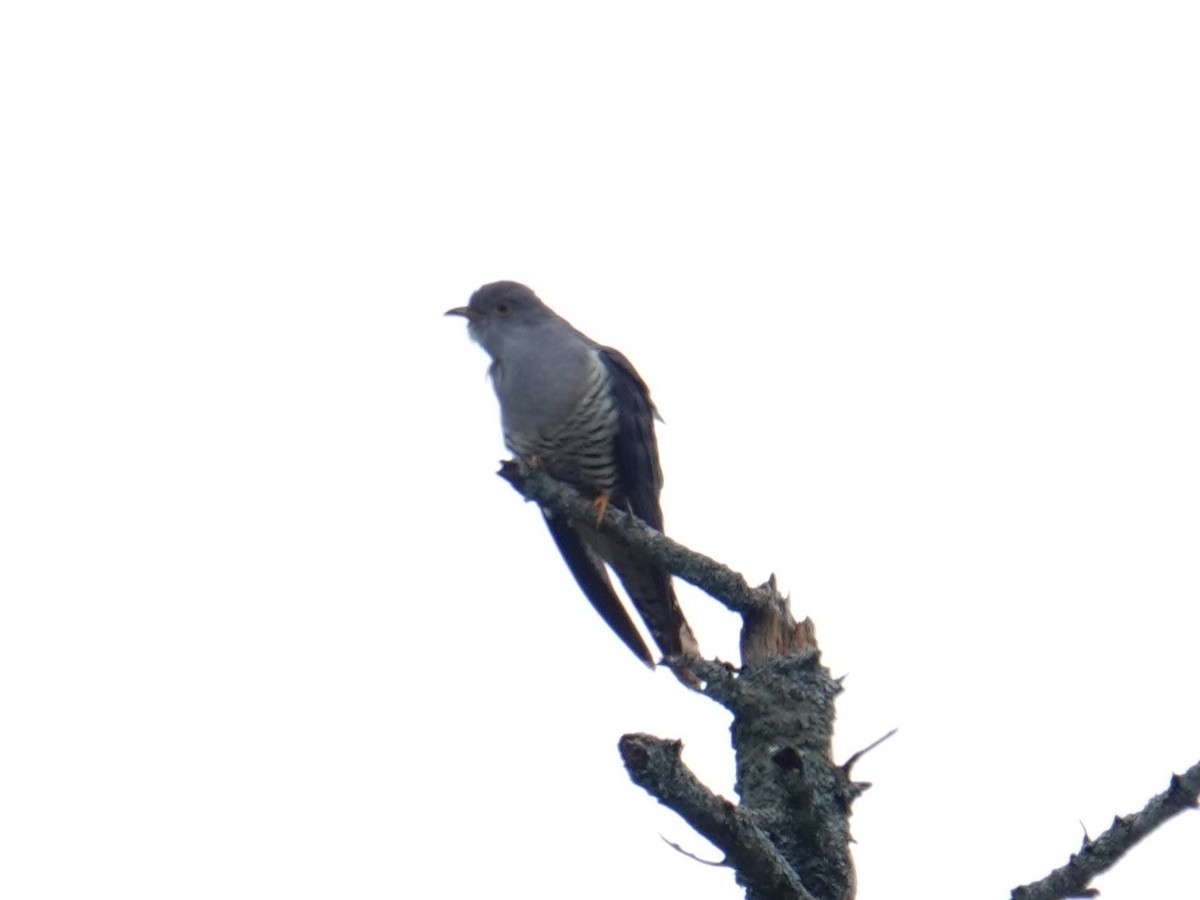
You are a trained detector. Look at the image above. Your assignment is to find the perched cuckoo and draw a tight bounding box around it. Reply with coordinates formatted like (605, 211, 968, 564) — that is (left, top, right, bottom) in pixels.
(446, 281, 699, 671)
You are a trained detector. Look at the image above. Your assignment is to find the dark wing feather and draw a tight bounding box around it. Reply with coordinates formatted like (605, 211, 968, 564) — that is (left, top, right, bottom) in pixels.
(542, 512, 655, 667)
(595, 347, 699, 661)
(596, 347, 664, 529)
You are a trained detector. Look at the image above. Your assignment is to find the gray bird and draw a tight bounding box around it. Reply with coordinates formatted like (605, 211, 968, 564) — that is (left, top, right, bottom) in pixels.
(446, 281, 699, 671)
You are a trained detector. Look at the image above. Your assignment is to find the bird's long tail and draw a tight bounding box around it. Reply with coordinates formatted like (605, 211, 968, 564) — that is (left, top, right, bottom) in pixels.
(542, 514, 656, 667)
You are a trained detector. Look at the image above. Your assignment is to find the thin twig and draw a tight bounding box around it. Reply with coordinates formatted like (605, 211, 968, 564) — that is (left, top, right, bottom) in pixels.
(841, 728, 898, 774)
(659, 834, 727, 868)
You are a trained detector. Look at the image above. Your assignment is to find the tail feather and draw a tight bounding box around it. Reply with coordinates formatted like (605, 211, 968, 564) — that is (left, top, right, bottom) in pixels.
(543, 514, 655, 667)
(609, 552, 699, 661)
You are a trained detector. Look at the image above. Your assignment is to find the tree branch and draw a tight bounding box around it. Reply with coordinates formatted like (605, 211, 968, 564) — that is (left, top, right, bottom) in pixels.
(498, 462, 813, 665)
(618, 733, 817, 900)
(1011, 760, 1200, 900)
(498, 461, 766, 616)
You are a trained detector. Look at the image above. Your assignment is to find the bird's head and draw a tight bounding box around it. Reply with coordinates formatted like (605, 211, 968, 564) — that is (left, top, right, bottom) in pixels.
(445, 281, 554, 357)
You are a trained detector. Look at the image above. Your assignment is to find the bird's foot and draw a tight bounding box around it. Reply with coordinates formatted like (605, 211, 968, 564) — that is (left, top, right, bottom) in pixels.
(590, 491, 612, 525)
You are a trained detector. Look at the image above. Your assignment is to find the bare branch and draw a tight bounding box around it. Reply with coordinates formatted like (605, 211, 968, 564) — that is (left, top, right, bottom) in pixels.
(1011, 760, 1200, 900)
(619, 733, 818, 900)
(499, 461, 812, 666)
(498, 461, 769, 617)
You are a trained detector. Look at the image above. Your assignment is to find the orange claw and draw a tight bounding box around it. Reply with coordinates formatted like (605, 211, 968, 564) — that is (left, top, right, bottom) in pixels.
(591, 491, 611, 525)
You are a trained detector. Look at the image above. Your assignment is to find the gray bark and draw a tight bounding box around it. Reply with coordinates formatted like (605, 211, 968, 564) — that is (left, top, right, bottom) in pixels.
(497, 461, 1199, 900)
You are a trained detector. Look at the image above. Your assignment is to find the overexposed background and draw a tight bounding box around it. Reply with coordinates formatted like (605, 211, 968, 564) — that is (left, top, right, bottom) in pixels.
(2, 2, 1198, 898)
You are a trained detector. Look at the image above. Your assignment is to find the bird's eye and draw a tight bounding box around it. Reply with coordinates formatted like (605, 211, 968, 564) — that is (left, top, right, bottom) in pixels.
(496, 303, 511, 315)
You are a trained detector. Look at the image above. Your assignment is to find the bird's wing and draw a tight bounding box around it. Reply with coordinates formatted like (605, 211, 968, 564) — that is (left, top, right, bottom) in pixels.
(595, 347, 700, 663)
(596, 347, 664, 529)
(542, 512, 655, 667)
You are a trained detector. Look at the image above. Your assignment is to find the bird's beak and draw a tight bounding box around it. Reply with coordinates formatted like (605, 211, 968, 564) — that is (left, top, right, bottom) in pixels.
(444, 306, 479, 320)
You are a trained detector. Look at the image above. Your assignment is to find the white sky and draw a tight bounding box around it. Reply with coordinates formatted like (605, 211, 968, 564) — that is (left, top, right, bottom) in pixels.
(3, 2, 1198, 898)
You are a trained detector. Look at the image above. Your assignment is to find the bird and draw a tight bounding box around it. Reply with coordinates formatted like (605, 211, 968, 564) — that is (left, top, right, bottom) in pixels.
(446, 280, 700, 673)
